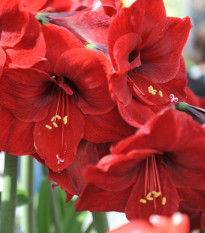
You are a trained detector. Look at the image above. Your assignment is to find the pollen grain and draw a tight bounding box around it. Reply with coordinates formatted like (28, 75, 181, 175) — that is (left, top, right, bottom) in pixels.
(139, 199, 147, 204)
(148, 86, 157, 95)
(45, 125, 52, 130)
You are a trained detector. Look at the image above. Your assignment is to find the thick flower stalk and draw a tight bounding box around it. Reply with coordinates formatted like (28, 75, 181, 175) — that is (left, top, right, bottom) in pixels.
(175, 102, 205, 124)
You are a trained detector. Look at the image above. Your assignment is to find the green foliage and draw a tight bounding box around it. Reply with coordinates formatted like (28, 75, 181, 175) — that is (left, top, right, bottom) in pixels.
(36, 177, 93, 233)
(37, 176, 52, 233)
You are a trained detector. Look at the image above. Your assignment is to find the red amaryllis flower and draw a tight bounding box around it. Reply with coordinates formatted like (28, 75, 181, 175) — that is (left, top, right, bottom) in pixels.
(76, 108, 205, 219)
(0, 24, 133, 172)
(0, 0, 46, 68)
(108, 213, 190, 233)
(107, 0, 192, 127)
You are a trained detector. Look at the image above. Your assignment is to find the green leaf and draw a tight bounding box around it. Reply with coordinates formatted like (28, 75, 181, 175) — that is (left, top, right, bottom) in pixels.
(37, 176, 52, 233)
(59, 197, 88, 233)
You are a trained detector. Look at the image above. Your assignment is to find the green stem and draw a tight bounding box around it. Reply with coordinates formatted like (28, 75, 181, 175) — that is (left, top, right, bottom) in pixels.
(49, 182, 61, 233)
(92, 212, 109, 233)
(175, 102, 188, 112)
(20, 156, 36, 233)
(0, 153, 18, 233)
(43, 165, 61, 233)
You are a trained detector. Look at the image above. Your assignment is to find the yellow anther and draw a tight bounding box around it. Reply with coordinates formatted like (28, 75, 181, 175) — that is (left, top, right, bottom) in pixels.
(53, 122, 58, 128)
(139, 199, 147, 204)
(152, 191, 161, 198)
(146, 192, 153, 201)
(148, 86, 157, 95)
(45, 125, 52, 130)
(63, 116, 68, 125)
(162, 197, 166, 205)
(159, 90, 163, 97)
(56, 115, 61, 119)
(51, 116, 56, 122)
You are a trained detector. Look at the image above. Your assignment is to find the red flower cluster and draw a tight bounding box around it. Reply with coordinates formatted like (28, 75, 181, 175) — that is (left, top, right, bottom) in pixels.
(0, 0, 204, 229)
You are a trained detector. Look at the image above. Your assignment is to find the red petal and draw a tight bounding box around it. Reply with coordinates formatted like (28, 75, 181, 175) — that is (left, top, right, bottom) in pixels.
(42, 24, 83, 67)
(100, 0, 117, 17)
(48, 140, 98, 195)
(0, 47, 6, 76)
(138, 17, 192, 83)
(6, 13, 46, 67)
(0, 68, 54, 122)
(117, 98, 155, 127)
(178, 188, 205, 211)
(108, 0, 145, 69)
(113, 33, 142, 72)
(34, 96, 84, 172)
(0, 1, 29, 47)
(22, 0, 53, 11)
(76, 183, 133, 212)
(166, 161, 205, 190)
(83, 107, 135, 143)
(48, 11, 111, 46)
(55, 48, 115, 115)
(109, 72, 132, 106)
(0, 105, 35, 155)
(83, 149, 159, 191)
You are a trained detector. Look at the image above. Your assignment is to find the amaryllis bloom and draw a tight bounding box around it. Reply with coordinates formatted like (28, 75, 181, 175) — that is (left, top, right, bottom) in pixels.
(108, 213, 190, 233)
(107, 0, 192, 126)
(0, 0, 46, 69)
(0, 24, 133, 172)
(76, 108, 205, 219)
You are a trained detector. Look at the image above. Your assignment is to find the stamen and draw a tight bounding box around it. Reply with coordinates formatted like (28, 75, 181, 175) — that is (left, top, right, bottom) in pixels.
(51, 116, 56, 122)
(53, 122, 58, 128)
(162, 197, 166, 205)
(56, 115, 61, 120)
(152, 191, 161, 198)
(45, 125, 52, 130)
(148, 86, 157, 95)
(63, 116, 68, 125)
(140, 199, 147, 204)
(146, 192, 154, 201)
(159, 90, 163, 97)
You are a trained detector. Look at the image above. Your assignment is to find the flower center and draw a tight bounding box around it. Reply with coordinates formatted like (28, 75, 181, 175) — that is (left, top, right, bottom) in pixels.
(44, 88, 70, 165)
(139, 155, 166, 208)
(127, 75, 178, 106)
